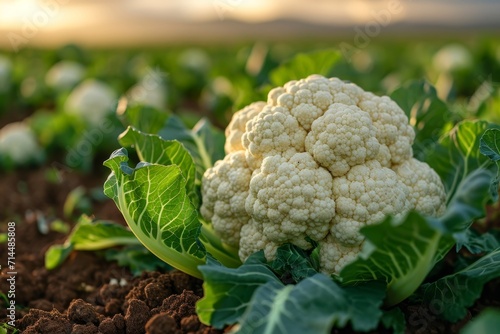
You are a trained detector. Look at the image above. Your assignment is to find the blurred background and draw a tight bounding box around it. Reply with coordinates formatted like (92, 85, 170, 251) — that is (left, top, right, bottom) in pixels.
(0, 0, 499, 172)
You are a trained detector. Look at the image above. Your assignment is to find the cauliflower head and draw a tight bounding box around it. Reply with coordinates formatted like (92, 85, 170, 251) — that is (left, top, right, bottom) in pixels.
(201, 75, 446, 275)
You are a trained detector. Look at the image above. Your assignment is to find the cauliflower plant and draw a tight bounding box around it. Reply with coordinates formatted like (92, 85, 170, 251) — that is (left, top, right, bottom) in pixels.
(201, 75, 446, 275)
(0, 122, 42, 166)
(45, 61, 85, 91)
(65, 79, 117, 126)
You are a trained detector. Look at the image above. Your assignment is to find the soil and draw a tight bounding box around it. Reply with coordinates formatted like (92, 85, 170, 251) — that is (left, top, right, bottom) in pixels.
(0, 165, 222, 334)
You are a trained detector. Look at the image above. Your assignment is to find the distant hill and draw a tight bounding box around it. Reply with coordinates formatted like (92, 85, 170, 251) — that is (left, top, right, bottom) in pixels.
(1, 17, 499, 50)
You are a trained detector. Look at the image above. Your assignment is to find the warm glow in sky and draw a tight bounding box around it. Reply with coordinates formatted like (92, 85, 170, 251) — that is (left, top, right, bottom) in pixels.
(0, 0, 498, 48)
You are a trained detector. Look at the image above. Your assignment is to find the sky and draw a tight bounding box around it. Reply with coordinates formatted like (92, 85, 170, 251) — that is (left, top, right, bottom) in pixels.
(0, 0, 498, 48)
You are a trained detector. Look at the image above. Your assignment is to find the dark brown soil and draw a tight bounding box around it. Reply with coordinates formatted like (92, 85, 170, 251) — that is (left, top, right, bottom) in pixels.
(0, 165, 221, 334)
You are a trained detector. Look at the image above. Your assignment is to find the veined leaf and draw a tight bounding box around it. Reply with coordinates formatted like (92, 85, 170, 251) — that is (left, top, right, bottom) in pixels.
(237, 274, 385, 334)
(480, 128, 500, 201)
(390, 80, 450, 159)
(340, 212, 443, 307)
(197, 253, 279, 328)
(381, 308, 406, 334)
(118, 126, 198, 206)
(437, 168, 494, 234)
(45, 218, 140, 270)
(103, 148, 205, 278)
(425, 120, 494, 203)
(158, 116, 225, 178)
(455, 229, 500, 254)
(419, 248, 500, 322)
(269, 244, 318, 283)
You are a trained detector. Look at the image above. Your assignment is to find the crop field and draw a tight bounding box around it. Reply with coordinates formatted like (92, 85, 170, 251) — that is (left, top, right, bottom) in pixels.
(1, 36, 500, 334)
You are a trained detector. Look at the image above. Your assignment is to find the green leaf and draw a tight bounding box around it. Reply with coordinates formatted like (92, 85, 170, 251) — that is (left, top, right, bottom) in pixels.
(461, 309, 500, 334)
(390, 80, 450, 159)
(63, 186, 91, 218)
(45, 243, 74, 270)
(104, 245, 172, 276)
(44, 218, 140, 270)
(269, 49, 340, 87)
(340, 212, 444, 307)
(419, 248, 500, 322)
(197, 252, 280, 328)
(118, 126, 198, 206)
(455, 229, 500, 254)
(237, 274, 385, 334)
(437, 168, 494, 234)
(158, 116, 225, 178)
(479, 128, 500, 161)
(269, 244, 318, 283)
(198, 223, 242, 268)
(425, 120, 494, 203)
(381, 308, 406, 334)
(480, 128, 500, 201)
(103, 148, 205, 279)
(192, 118, 226, 165)
(117, 101, 169, 134)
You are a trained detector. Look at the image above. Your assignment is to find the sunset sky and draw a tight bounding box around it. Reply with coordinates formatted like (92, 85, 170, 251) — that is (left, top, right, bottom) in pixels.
(0, 0, 498, 48)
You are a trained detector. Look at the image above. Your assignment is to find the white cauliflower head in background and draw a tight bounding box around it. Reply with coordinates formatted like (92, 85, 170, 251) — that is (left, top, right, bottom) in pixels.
(65, 79, 117, 126)
(0, 122, 42, 166)
(45, 61, 85, 91)
(201, 75, 446, 275)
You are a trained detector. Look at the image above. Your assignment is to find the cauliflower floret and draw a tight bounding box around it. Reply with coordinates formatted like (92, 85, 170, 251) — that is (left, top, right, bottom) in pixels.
(200, 151, 252, 246)
(224, 101, 266, 154)
(272, 75, 363, 130)
(245, 152, 334, 248)
(358, 93, 415, 165)
(393, 158, 446, 217)
(305, 103, 381, 177)
(239, 219, 279, 262)
(331, 160, 410, 245)
(242, 106, 307, 169)
(320, 235, 363, 275)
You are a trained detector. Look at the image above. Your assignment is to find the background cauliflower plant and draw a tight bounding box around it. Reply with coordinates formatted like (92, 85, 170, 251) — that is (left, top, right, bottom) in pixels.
(201, 75, 446, 275)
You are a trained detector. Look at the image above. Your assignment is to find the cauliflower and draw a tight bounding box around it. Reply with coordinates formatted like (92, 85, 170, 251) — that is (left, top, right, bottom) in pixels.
(45, 61, 85, 91)
(64, 79, 117, 126)
(0, 122, 42, 166)
(201, 75, 446, 275)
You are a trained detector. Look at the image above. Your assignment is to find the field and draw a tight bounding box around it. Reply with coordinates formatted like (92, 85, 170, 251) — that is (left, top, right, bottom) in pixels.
(1, 36, 500, 333)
